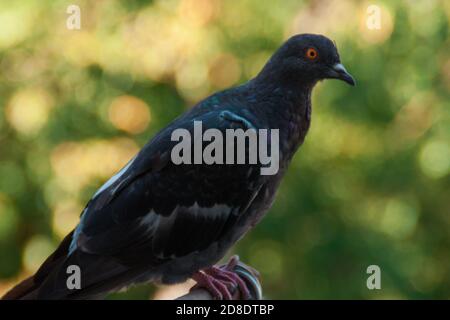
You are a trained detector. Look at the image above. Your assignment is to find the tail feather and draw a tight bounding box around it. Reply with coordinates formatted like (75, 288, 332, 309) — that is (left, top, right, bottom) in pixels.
(2, 276, 38, 300)
(2, 230, 148, 300)
(2, 231, 74, 300)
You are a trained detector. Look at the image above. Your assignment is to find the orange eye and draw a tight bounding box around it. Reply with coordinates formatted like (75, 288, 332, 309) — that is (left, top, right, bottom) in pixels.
(306, 48, 318, 60)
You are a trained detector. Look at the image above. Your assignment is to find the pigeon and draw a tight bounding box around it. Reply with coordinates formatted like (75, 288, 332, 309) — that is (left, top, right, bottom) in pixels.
(3, 34, 355, 300)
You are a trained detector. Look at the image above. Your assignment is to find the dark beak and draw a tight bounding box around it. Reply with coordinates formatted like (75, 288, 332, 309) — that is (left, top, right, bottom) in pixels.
(328, 63, 356, 86)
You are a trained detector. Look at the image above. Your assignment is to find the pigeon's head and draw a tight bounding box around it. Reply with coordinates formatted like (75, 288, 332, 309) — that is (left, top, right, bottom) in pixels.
(258, 34, 355, 87)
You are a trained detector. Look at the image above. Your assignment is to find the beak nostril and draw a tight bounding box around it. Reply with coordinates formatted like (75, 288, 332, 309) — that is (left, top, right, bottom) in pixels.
(333, 63, 348, 74)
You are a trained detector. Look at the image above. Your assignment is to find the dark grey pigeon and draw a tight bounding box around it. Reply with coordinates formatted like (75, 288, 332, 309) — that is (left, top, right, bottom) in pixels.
(3, 34, 355, 300)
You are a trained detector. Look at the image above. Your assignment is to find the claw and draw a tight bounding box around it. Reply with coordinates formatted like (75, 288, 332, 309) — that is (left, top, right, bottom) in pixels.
(190, 255, 260, 300)
(207, 266, 251, 300)
(191, 271, 233, 300)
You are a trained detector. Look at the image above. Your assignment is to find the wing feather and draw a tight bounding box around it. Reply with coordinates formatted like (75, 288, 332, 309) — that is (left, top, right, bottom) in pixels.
(70, 105, 267, 266)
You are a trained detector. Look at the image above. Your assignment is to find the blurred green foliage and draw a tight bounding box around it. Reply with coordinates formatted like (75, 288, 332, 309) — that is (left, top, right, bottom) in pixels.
(0, 0, 449, 299)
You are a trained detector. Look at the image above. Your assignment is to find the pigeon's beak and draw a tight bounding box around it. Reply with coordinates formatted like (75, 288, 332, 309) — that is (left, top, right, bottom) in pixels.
(328, 63, 356, 86)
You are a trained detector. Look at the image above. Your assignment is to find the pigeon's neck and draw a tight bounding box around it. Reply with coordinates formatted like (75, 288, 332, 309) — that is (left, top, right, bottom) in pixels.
(247, 78, 314, 164)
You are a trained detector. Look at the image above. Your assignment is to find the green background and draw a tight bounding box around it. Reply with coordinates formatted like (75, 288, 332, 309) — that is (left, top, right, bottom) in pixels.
(0, 0, 449, 299)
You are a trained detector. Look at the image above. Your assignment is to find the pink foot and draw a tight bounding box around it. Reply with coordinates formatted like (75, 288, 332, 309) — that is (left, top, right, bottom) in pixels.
(191, 255, 260, 300)
(191, 271, 233, 300)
